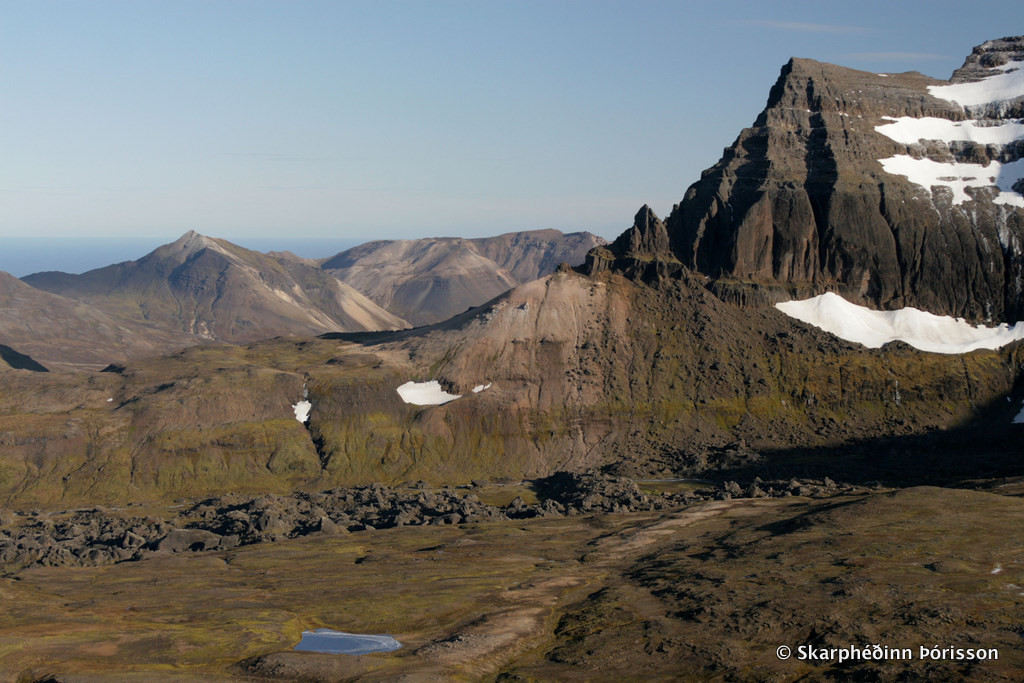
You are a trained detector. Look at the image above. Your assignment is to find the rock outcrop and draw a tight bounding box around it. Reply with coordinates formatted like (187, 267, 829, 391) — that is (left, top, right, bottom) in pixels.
(0, 472, 864, 573)
(0, 343, 47, 372)
(590, 37, 1024, 322)
(585, 205, 680, 283)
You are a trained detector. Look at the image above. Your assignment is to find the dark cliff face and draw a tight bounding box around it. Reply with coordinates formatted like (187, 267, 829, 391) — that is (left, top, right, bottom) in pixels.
(591, 37, 1024, 322)
(585, 205, 681, 284)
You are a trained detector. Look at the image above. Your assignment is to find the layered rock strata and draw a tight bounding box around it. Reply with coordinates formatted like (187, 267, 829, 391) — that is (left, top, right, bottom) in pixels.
(590, 37, 1024, 322)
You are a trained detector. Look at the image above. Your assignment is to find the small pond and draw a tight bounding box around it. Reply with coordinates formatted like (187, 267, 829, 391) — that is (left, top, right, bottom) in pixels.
(294, 629, 402, 655)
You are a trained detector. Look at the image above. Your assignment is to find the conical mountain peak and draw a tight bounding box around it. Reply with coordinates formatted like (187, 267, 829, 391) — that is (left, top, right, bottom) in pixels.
(168, 230, 221, 254)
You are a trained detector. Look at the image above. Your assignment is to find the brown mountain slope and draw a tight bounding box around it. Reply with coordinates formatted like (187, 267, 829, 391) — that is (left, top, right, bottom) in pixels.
(0, 342, 48, 372)
(0, 271, 196, 371)
(321, 230, 605, 325)
(471, 229, 606, 282)
(1, 263, 1021, 506)
(23, 231, 409, 345)
(588, 37, 1024, 322)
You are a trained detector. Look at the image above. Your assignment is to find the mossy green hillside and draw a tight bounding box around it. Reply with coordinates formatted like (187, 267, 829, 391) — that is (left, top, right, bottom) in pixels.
(1, 273, 1022, 506)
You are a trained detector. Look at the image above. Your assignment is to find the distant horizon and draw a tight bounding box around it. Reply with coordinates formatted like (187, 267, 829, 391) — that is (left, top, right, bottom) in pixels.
(0, 235, 367, 277)
(2, 1, 1020, 243)
(0, 225, 618, 278)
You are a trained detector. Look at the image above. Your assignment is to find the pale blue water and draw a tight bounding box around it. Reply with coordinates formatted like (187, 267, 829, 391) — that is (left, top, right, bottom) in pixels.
(1, 238, 168, 277)
(293, 629, 402, 655)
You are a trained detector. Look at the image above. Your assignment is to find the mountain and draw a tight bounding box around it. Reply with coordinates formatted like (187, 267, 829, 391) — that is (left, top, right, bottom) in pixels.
(0, 261, 1020, 505)
(321, 230, 606, 325)
(470, 229, 607, 282)
(0, 271, 197, 371)
(588, 36, 1024, 322)
(4, 36, 1024, 683)
(23, 231, 409, 345)
(3, 40, 1024, 504)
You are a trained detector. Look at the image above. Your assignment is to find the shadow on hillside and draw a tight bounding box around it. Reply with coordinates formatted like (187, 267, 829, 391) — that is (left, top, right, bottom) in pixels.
(319, 292, 503, 345)
(0, 343, 47, 372)
(698, 392, 1024, 490)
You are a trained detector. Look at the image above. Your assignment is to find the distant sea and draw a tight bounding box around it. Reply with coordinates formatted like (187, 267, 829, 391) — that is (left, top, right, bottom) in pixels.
(0, 237, 363, 278)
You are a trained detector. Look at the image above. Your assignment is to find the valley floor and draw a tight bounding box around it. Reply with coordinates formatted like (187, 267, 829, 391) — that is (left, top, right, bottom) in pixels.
(2, 482, 1023, 682)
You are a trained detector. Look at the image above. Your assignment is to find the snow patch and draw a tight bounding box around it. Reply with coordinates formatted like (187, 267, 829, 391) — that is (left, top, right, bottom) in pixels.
(1014, 403, 1024, 424)
(472, 383, 492, 393)
(928, 61, 1024, 107)
(293, 400, 311, 423)
(878, 155, 1024, 207)
(875, 116, 1024, 145)
(775, 292, 1024, 354)
(397, 381, 462, 406)
(876, 63, 1024, 207)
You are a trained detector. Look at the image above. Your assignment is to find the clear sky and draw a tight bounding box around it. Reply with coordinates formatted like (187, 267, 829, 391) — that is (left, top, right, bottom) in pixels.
(1, 0, 1021, 248)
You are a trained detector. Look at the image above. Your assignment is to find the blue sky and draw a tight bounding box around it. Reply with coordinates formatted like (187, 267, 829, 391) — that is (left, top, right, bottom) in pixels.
(1, 0, 1021, 249)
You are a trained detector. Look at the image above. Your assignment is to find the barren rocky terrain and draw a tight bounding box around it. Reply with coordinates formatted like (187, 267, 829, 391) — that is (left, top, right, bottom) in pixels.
(3, 481, 1023, 682)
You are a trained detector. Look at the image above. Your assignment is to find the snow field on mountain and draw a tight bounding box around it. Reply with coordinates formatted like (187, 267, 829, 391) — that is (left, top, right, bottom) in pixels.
(878, 156, 1024, 207)
(775, 292, 1024, 354)
(875, 117, 1024, 145)
(875, 61, 1024, 207)
(928, 61, 1024, 107)
(396, 381, 463, 405)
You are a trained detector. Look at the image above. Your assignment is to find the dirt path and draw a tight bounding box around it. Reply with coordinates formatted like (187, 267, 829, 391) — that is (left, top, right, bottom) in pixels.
(410, 574, 591, 679)
(236, 500, 758, 681)
(584, 499, 740, 560)
(391, 499, 755, 679)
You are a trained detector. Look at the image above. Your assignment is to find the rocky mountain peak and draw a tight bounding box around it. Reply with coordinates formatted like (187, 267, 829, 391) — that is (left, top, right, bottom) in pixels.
(951, 36, 1024, 82)
(140, 231, 235, 274)
(583, 205, 682, 284)
(939, 36, 1024, 118)
(166, 230, 226, 257)
(613, 205, 671, 256)
(589, 37, 1024, 323)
